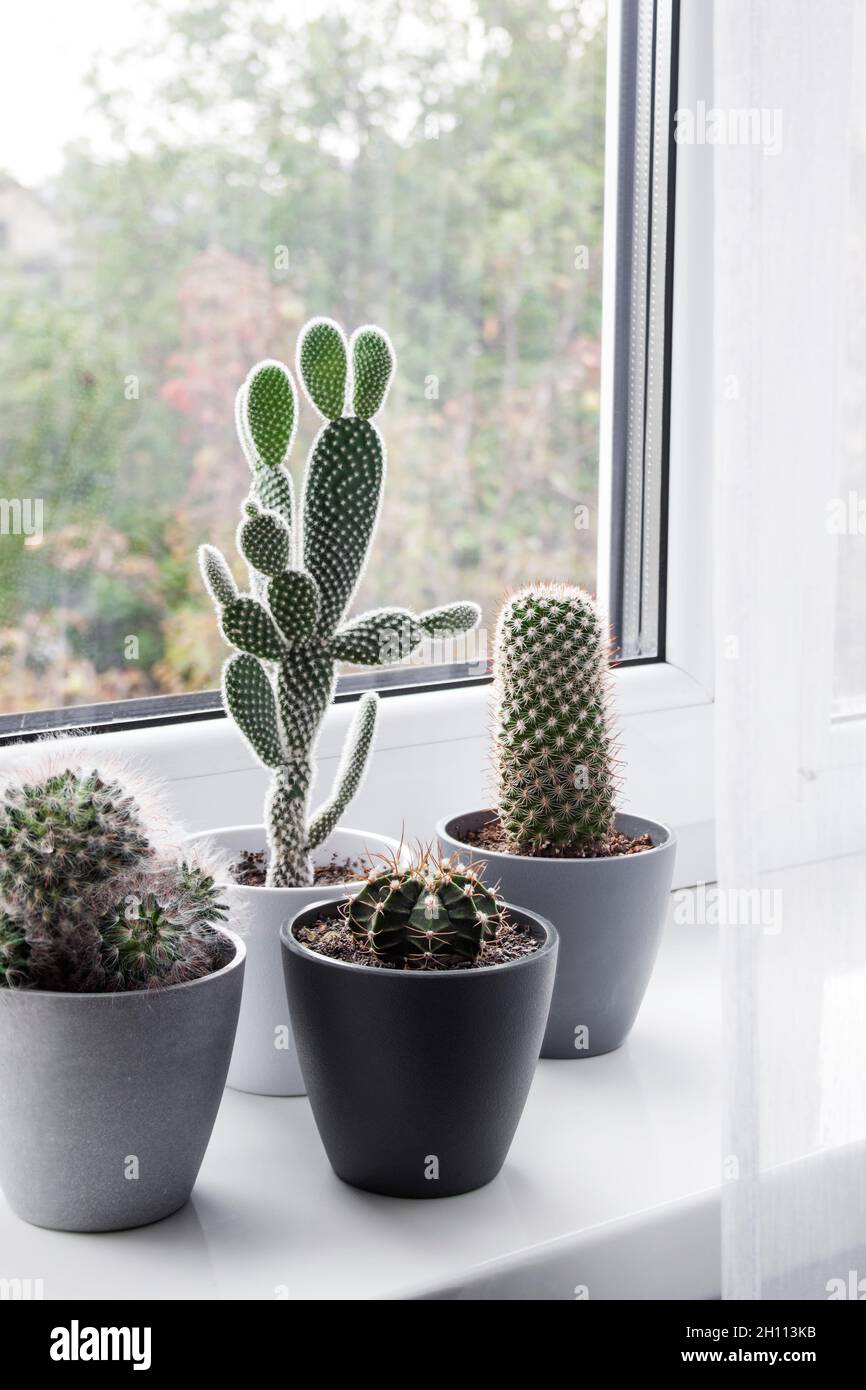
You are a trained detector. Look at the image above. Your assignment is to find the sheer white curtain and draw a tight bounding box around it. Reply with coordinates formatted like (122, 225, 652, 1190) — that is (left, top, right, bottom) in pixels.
(713, 0, 866, 1299)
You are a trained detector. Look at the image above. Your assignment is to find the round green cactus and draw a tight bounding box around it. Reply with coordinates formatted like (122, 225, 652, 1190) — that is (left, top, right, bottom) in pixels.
(345, 849, 507, 968)
(493, 583, 619, 852)
(0, 768, 152, 925)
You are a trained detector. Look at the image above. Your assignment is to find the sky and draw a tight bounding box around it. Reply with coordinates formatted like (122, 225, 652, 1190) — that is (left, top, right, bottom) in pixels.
(0, 0, 600, 187)
(0, 0, 331, 186)
(0, 2, 149, 185)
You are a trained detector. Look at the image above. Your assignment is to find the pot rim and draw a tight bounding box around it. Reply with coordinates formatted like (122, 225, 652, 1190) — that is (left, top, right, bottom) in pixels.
(187, 824, 406, 898)
(281, 898, 558, 980)
(436, 808, 676, 867)
(0, 926, 246, 1002)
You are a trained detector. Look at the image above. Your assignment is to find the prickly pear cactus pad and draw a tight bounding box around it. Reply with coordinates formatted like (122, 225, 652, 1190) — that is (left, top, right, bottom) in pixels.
(493, 582, 619, 853)
(345, 849, 507, 968)
(199, 317, 481, 888)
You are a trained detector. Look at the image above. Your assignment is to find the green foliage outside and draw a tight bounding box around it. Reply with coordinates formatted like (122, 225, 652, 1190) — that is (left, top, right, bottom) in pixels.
(0, 0, 606, 714)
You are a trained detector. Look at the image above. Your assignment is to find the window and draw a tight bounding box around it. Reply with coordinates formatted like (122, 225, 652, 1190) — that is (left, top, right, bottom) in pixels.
(604, 0, 676, 662)
(0, 0, 675, 738)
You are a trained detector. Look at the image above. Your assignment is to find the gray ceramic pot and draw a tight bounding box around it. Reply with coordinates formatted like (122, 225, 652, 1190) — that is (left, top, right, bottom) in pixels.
(437, 810, 675, 1059)
(282, 901, 558, 1198)
(0, 930, 245, 1232)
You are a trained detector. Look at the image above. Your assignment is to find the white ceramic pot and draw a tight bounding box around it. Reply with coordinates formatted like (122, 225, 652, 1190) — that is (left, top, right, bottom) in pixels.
(187, 825, 403, 1096)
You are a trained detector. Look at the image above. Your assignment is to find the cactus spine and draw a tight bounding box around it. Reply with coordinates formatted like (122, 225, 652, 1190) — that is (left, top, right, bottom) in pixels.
(493, 583, 618, 852)
(0, 761, 230, 992)
(345, 849, 507, 968)
(200, 318, 481, 887)
(0, 909, 29, 986)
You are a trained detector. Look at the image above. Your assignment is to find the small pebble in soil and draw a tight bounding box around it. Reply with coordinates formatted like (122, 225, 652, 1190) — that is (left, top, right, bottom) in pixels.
(462, 817, 653, 860)
(296, 913, 541, 970)
(232, 850, 365, 888)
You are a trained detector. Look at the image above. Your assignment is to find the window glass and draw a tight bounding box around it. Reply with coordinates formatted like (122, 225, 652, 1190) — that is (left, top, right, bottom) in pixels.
(0, 0, 606, 715)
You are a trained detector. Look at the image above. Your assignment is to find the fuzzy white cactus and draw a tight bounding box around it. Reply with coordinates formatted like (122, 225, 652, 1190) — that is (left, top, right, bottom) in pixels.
(200, 318, 481, 887)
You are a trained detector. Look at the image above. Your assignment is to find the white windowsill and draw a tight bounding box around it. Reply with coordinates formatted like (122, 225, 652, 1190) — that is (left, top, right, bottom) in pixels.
(0, 660, 715, 890)
(0, 894, 722, 1301)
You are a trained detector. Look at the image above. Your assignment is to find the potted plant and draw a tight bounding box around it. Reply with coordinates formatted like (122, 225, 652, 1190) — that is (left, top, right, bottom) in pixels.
(281, 847, 558, 1198)
(192, 317, 480, 1096)
(437, 582, 676, 1058)
(0, 755, 244, 1232)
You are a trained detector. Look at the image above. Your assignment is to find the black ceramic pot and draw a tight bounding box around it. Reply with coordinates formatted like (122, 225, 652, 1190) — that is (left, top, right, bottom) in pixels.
(281, 900, 558, 1198)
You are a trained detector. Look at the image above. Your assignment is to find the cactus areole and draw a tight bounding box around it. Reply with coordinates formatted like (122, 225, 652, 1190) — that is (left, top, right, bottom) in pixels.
(200, 319, 480, 888)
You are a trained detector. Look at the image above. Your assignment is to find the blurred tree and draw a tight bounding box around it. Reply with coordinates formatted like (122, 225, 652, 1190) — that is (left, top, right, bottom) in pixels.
(0, 0, 607, 713)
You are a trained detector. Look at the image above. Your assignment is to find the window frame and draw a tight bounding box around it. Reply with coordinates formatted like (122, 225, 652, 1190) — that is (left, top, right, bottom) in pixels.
(0, 0, 685, 748)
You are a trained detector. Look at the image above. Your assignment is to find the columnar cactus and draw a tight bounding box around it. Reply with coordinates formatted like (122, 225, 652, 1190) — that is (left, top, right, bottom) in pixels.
(0, 760, 231, 992)
(345, 848, 507, 968)
(493, 583, 619, 852)
(200, 318, 481, 888)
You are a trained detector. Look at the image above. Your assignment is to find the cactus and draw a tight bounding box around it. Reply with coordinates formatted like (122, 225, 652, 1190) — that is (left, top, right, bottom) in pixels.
(101, 864, 229, 990)
(200, 318, 481, 887)
(344, 848, 507, 968)
(0, 760, 231, 992)
(0, 768, 152, 925)
(493, 583, 619, 852)
(0, 909, 29, 986)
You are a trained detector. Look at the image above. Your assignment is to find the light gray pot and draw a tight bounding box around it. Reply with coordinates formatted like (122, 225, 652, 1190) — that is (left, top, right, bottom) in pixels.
(187, 826, 405, 1096)
(437, 810, 676, 1058)
(0, 929, 245, 1232)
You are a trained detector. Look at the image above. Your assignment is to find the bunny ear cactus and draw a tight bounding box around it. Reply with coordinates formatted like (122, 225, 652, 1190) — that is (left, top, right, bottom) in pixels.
(200, 318, 481, 888)
(493, 583, 619, 853)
